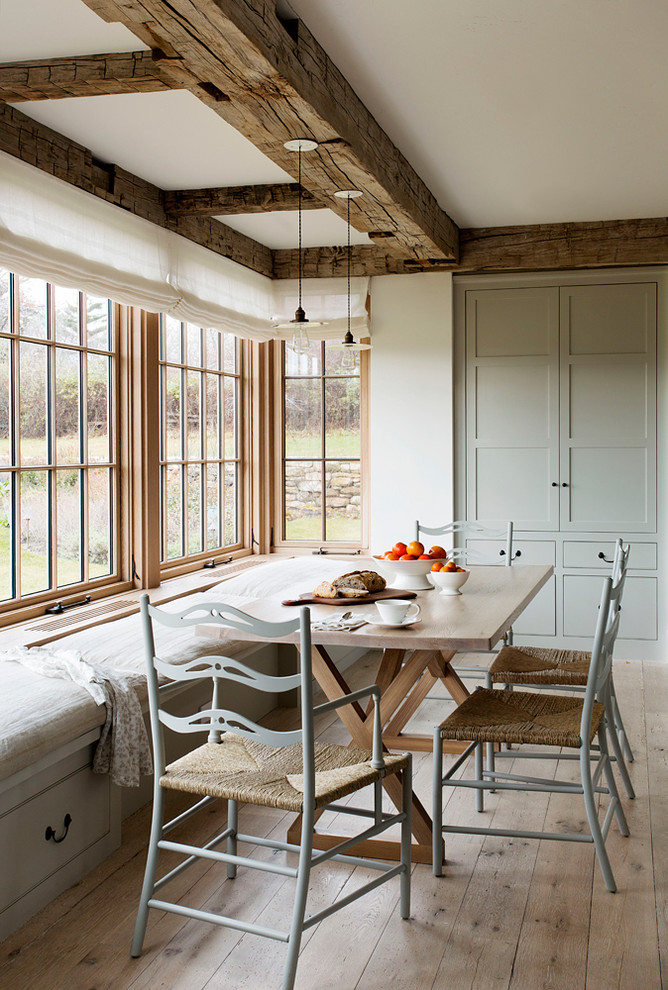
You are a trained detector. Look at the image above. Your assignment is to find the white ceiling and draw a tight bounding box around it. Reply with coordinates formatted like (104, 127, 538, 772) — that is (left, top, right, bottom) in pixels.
(2, 0, 668, 241)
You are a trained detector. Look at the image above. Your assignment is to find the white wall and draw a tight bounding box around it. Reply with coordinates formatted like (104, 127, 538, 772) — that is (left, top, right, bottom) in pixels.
(369, 271, 454, 553)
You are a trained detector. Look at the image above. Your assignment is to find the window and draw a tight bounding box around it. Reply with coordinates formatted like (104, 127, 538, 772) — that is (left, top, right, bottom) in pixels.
(0, 269, 117, 605)
(159, 316, 242, 564)
(281, 339, 364, 544)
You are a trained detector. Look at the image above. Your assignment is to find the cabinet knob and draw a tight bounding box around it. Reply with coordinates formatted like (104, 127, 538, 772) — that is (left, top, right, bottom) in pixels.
(551, 482, 558, 487)
(561, 482, 569, 487)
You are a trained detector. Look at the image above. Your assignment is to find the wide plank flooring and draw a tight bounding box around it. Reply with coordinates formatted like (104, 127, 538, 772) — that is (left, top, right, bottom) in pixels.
(1, 656, 665, 990)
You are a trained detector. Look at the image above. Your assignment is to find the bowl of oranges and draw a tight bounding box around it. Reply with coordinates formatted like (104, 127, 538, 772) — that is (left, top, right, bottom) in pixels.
(373, 541, 448, 590)
(429, 560, 470, 596)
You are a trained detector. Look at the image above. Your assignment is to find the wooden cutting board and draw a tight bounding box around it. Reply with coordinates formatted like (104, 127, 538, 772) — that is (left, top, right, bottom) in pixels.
(282, 588, 417, 606)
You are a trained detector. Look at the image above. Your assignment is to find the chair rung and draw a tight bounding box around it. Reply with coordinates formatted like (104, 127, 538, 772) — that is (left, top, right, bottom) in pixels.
(310, 812, 406, 867)
(162, 795, 218, 834)
(147, 898, 289, 942)
(302, 864, 405, 930)
(441, 778, 587, 795)
(441, 824, 594, 843)
(158, 839, 298, 878)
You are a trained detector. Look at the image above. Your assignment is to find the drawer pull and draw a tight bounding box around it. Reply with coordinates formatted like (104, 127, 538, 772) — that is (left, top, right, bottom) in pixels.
(598, 552, 614, 563)
(45, 813, 72, 844)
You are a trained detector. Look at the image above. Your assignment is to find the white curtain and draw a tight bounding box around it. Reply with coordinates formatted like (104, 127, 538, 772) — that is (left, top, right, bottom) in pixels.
(0, 151, 371, 341)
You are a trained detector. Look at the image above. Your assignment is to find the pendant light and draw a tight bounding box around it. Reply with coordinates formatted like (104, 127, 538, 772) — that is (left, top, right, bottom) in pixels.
(331, 189, 371, 360)
(273, 138, 326, 354)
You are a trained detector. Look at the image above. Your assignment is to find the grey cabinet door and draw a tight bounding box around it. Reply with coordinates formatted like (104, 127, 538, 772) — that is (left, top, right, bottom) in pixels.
(559, 283, 657, 533)
(466, 286, 560, 530)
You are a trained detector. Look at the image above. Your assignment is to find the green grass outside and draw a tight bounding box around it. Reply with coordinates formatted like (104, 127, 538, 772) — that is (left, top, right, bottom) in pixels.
(285, 515, 361, 543)
(285, 429, 360, 458)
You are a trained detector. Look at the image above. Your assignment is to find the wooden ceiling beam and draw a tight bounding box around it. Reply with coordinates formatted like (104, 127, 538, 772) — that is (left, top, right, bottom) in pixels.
(164, 183, 324, 216)
(0, 50, 177, 102)
(0, 102, 273, 278)
(81, 0, 459, 263)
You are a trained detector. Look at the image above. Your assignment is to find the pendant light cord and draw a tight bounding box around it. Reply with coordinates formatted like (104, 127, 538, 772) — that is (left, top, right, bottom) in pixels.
(298, 146, 302, 312)
(347, 193, 351, 335)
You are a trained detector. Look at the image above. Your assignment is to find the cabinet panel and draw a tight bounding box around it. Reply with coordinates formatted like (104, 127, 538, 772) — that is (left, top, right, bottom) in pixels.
(563, 541, 657, 570)
(567, 447, 651, 530)
(475, 364, 552, 441)
(569, 362, 649, 440)
(472, 288, 555, 357)
(474, 448, 556, 528)
(565, 282, 653, 355)
(513, 576, 556, 636)
(563, 574, 657, 640)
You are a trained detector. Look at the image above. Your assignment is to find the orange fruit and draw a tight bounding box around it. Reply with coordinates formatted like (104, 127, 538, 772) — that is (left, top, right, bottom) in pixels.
(444, 561, 457, 571)
(400, 554, 417, 561)
(429, 545, 446, 559)
(430, 562, 443, 572)
(393, 542, 407, 556)
(406, 540, 424, 557)
(455, 566, 466, 573)
(385, 551, 400, 561)
(418, 554, 431, 560)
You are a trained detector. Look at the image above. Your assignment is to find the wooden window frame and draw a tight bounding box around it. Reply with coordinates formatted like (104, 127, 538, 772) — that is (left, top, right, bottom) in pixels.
(271, 339, 370, 552)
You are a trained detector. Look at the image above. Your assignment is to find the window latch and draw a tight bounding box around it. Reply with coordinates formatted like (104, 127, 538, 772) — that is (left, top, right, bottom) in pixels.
(44, 595, 92, 616)
(203, 556, 233, 569)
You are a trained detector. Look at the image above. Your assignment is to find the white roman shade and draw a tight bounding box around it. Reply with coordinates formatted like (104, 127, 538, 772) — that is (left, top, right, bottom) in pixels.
(0, 152, 371, 341)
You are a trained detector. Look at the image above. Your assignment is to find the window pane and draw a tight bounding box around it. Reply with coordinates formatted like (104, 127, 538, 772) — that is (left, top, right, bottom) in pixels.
(186, 325, 201, 367)
(20, 342, 48, 465)
(57, 469, 82, 586)
(285, 379, 321, 457)
(165, 465, 183, 560)
(187, 464, 202, 555)
(54, 286, 81, 344)
(284, 339, 321, 376)
(0, 269, 10, 334)
(86, 296, 110, 350)
(0, 337, 11, 465)
(164, 366, 182, 460)
(206, 463, 220, 550)
(224, 462, 237, 545)
(87, 353, 111, 463)
(223, 333, 236, 373)
(224, 377, 237, 458)
(0, 471, 13, 601)
(284, 461, 322, 541)
(206, 374, 220, 459)
(162, 316, 182, 363)
(325, 461, 361, 542)
(89, 467, 111, 578)
(186, 371, 201, 459)
(205, 328, 221, 371)
(325, 378, 360, 458)
(18, 277, 47, 339)
(21, 470, 49, 594)
(55, 348, 81, 464)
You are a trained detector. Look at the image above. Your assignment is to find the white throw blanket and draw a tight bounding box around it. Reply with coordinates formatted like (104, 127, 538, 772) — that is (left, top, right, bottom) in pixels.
(0, 646, 153, 787)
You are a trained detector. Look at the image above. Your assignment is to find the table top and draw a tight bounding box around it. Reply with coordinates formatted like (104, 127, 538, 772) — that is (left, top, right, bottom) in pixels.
(196, 563, 553, 652)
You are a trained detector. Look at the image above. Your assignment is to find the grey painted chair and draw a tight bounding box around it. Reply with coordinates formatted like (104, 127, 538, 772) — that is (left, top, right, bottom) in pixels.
(132, 595, 412, 990)
(486, 539, 635, 799)
(433, 566, 629, 892)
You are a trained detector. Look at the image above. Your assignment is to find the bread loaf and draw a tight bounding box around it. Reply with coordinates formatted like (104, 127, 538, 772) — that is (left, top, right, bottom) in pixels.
(312, 569, 386, 598)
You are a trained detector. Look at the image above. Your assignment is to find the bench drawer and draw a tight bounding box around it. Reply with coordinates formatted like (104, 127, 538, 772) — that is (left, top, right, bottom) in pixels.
(563, 541, 657, 570)
(0, 749, 113, 916)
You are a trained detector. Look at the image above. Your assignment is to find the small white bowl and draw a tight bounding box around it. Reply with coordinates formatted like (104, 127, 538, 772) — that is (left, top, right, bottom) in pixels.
(428, 567, 470, 596)
(372, 555, 447, 590)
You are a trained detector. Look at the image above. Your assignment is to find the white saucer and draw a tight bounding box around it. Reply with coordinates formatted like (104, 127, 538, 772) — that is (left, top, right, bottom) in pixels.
(365, 615, 422, 629)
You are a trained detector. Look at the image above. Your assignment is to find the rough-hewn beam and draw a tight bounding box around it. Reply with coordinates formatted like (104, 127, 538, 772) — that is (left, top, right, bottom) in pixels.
(82, 0, 459, 263)
(456, 218, 668, 273)
(0, 102, 273, 278)
(0, 50, 176, 102)
(164, 183, 324, 216)
(273, 246, 407, 279)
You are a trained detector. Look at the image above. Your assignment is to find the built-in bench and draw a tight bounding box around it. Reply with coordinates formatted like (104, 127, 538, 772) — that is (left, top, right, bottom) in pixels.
(0, 555, 367, 940)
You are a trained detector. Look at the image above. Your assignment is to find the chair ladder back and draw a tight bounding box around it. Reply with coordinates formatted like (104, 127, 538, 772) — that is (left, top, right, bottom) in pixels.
(415, 519, 515, 565)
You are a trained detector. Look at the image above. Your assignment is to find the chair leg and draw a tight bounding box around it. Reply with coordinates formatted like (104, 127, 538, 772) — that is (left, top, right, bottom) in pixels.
(475, 743, 484, 813)
(281, 805, 314, 990)
(227, 799, 238, 879)
(599, 724, 629, 838)
(432, 727, 444, 877)
(610, 675, 634, 763)
(131, 784, 165, 957)
(605, 700, 635, 800)
(580, 746, 617, 893)
(400, 759, 412, 919)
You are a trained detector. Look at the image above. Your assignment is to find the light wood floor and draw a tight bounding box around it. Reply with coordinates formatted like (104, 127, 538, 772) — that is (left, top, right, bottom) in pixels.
(1, 655, 666, 990)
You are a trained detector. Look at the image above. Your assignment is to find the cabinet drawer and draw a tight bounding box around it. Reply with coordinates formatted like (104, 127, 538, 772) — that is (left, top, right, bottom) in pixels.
(563, 574, 657, 641)
(0, 759, 112, 913)
(563, 541, 657, 570)
(467, 539, 556, 566)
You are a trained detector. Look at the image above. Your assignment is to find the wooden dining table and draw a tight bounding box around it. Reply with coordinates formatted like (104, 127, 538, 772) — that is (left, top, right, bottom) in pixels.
(197, 562, 553, 865)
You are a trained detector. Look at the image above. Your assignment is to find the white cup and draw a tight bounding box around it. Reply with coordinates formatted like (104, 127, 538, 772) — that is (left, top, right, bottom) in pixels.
(375, 600, 421, 624)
